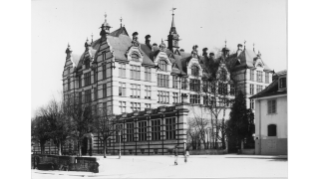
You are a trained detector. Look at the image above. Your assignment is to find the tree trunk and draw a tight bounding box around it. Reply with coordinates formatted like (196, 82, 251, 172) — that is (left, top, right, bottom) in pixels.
(58, 142, 62, 156)
(103, 139, 107, 158)
(40, 141, 45, 154)
(78, 140, 82, 156)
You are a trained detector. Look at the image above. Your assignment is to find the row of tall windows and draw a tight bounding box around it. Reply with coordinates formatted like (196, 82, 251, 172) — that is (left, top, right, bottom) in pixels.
(173, 92, 178, 104)
(145, 86, 151, 99)
(173, 76, 178, 88)
(251, 69, 270, 83)
(119, 82, 126, 96)
(131, 84, 141, 98)
(257, 85, 263, 93)
(119, 63, 126, 78)
(84, 72, 91, 86)
(131, 102, 141, 112)
(190, 79, 200, 92)
(218, 82, 228, 95)
(130, 65, 141, 80)
(125, 118, 176, 142)
(158, 91, 169, 104)
(157, 74, 169, 87)
(190, 94, 200, 104)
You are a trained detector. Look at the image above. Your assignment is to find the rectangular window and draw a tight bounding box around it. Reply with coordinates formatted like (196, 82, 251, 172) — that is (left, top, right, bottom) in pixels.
(190, 79, 201, 92)
(126, 123, 134, 142)
(157, 74, 169, 87)
(190, 94, 200, 104)
(165, 117, 176, 140)
(250, 99, 254, 109)
(84, 72, 91, 86)
(107, 83, 112, 97)
(131, 84, 141, 98)
(130, 65, 141, 80)
(250, 84, 255, 95)
(145, 86, 151, 99)
(85, 90, 91, 103)
(67, 78, 71, 91)
(131, 102, 141, 112)
(103, 64, 106, 79)
(145, 103, 151, 110)
(181, 78, 187, 89)
(218, 82, 228, 95)
(106, 63, 111, 78)
(78, 92, 82, 104)
(151, 120, 160, 141)
(107, 101, 112, 114)
(94, 70, 98, 83)
(78, 76, 82, 88)
(257, 85, 263, 93)
(103, 84, 106, 98)
(203, 96, 210, 106)
(203, 81, 209, 92)
(158, 91, 169, 104)
(267, 99, 277, 114)
(173, 76, 178, 89)
(230, 84, 235, 95)
(257, 71, 263, 82)
(265, 72, 269, 83)
(119, 101, 126, 113)
(138, 121, 147, 141)
(119, 63, 126, 78)
(119, 82, 126, 97)
(94, 87, 98, 100)
(279, 77, 287, 89)
(173, 92, 178, 104)
(250, 69, 254, 81)
(145, 67, 151, 81)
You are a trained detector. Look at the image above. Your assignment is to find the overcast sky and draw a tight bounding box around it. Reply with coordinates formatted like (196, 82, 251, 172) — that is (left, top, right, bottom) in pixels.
(31, 0, 287, 117)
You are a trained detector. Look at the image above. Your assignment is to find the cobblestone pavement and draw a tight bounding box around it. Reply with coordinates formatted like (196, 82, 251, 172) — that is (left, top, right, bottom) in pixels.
(31, 154, 287, 179)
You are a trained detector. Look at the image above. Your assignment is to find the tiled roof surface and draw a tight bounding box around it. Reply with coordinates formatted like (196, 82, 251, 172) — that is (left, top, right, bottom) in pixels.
(110, 27, 129, 37)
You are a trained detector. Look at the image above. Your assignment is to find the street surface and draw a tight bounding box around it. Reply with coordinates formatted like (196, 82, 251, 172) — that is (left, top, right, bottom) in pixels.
(31, 154, 287, 179)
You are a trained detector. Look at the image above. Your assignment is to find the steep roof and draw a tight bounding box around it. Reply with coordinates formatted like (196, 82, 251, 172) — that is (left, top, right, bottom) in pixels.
(110, 26, 129, 37)
(250, 71, 287, 99)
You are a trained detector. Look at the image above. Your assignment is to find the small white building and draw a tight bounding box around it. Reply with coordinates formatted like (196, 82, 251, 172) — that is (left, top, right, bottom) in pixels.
(251, 70, 287, 155)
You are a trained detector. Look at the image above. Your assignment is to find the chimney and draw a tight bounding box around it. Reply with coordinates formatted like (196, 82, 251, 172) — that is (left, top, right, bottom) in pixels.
(145, 35, 151, 50)
(209, 52, 215, 60)
(237, 44, 243, 57)
(202, 48, 208, 57)
(132, 32, 139, 46)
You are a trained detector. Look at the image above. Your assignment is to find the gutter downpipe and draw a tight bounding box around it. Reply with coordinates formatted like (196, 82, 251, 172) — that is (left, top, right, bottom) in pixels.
(259, 100, 261, 155)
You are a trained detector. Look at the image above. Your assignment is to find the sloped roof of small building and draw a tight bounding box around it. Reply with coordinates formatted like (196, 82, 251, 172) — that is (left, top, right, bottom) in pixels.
(250, 71, 287, 99)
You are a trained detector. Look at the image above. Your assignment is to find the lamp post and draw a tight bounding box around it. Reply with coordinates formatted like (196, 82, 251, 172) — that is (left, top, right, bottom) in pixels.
(119, 130, 121, 159)
(117, 124, 122, 159)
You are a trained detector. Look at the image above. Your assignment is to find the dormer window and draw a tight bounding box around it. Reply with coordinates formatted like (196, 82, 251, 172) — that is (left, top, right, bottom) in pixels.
(279, 77, 287, 89)
(158, 60, 168, 71)
(191, 65, 199, 76)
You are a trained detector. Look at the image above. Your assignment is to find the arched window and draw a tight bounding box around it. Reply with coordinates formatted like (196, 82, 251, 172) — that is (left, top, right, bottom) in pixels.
(268, 124, 277, 136)
(191, 65, 199, 76)
(158, 60, 167, 71)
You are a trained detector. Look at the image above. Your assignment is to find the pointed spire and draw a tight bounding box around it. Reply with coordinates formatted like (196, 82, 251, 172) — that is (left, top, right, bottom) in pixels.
(225, 40, 227, 48)
(244, 40, 246, 50)
(120, 17, 123, 28)
(171, 8, 176, 28)
(253, 43, 255, 52)
(91, 33, 94, 44)
(65, 43, 72, 57)
(100, 13, 111, 39)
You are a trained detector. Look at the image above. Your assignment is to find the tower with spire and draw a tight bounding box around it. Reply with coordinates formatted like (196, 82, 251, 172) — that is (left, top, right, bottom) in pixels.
(167, 8, 180, 53)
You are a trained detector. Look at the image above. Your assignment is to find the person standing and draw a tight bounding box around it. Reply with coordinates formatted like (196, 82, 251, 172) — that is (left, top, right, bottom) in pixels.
(184, 149, 189, 163)
(174, 147, 178, 165)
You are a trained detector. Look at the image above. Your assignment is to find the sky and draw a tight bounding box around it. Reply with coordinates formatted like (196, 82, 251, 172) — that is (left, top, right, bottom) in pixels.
(31, 0, 287, 117)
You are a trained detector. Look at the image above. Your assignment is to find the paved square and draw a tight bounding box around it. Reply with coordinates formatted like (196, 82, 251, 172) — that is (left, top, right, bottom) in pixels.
(31, 154, 287, 179)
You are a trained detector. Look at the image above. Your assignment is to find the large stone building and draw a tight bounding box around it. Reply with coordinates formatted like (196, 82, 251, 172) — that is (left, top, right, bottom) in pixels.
(33, 12, 274, 155)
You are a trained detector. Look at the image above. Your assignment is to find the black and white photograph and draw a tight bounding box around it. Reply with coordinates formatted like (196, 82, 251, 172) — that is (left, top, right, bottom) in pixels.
(6, 0, 318, 178)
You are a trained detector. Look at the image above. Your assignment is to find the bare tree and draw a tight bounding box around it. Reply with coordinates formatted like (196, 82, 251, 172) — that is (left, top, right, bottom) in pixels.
(93, 107, 118, 158)
(39, 99, 69, 156)
(65, 100, 94, 156)
(31, 116, 50, 154)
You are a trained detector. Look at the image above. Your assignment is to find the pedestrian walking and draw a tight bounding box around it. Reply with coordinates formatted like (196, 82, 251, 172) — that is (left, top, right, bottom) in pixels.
(174, 147, 178, 165)
(184, 149, 189, 163)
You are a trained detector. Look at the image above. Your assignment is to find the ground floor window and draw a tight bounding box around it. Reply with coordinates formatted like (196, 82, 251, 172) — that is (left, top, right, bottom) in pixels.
(165, 117, 176, 140)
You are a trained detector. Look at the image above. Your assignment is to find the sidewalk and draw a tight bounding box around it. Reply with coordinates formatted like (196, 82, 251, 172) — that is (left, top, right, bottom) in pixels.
(31, 154, 288, 178)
